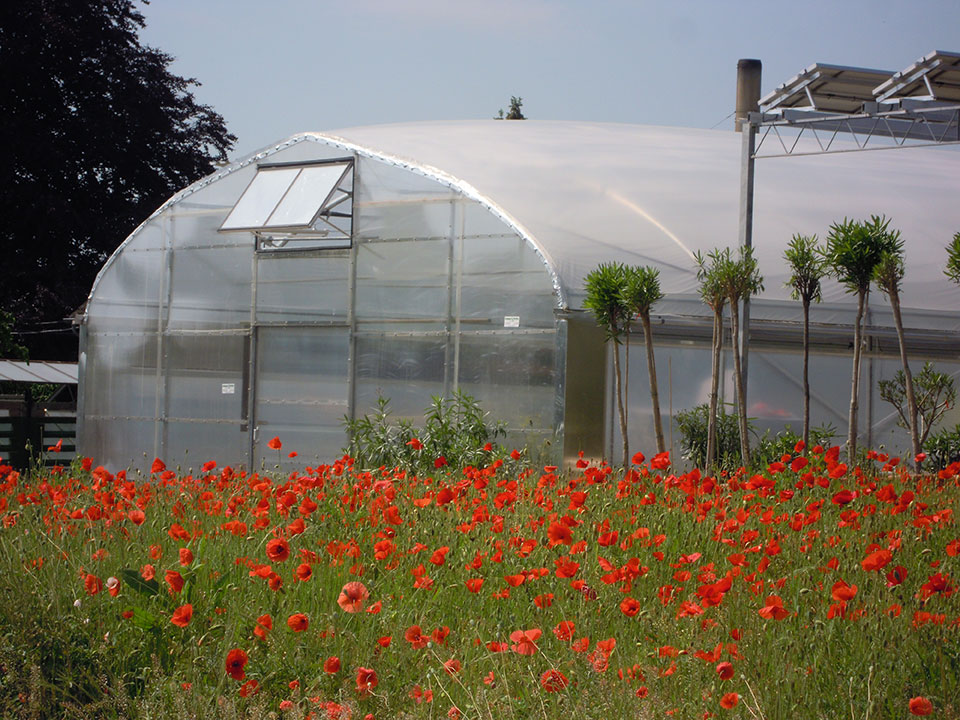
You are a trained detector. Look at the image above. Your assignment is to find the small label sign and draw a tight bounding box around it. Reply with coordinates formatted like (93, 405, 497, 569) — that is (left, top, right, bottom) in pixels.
(221, 383, 236, 395)
(504, 316, 520, 328)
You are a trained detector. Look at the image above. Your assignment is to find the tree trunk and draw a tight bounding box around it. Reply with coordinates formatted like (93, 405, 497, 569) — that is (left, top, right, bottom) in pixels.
(706, 306, 722, 471)
(848, 288, 866, 462)
(802, 297, 810, 451)
(641, 311, 666, 454)
(612, 338, 629, 473)
(889, 288, 921, 466)
(729, 298, 751, 468)
(624, 321, 630, 451)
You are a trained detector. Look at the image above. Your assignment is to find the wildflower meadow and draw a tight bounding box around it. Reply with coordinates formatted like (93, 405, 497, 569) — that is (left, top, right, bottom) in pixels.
(1, 440, 958, 719)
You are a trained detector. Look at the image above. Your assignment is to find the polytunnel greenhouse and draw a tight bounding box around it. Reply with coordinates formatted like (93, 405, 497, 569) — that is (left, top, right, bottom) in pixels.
(78, 120, 960, 471)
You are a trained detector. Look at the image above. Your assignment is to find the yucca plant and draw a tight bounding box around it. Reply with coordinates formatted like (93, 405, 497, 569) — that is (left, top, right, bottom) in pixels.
(584, 262, 631, 470)
(823, 217, 899, 461)
(621, 265, 666, 454)
(784, 234, 824, 450)
(694, 250, 727, 471)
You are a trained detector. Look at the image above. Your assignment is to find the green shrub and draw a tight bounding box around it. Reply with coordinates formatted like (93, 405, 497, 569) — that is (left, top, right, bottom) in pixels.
(923, 423, 960, 470)
(343, 390, 507, 473)
(675, 403, 745, 471)
(752, 423, 837, 469)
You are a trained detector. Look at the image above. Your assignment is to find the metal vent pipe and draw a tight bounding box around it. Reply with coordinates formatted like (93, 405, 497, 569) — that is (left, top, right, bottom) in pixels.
(735, 59, 762, 132)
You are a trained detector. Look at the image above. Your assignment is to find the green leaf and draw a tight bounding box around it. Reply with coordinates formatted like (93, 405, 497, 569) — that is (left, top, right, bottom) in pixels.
(120, 568, 159, 597)
(131, 606, 161, 631)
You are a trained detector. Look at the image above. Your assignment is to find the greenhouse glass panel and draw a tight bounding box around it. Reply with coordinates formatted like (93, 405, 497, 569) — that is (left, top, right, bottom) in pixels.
(265, 163, 349, 228)
(220, 167, 299, 230)
(253, 326, 349, 467)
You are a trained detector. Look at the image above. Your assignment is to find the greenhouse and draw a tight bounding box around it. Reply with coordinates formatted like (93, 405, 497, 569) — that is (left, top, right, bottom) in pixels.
(77, 120, 960, 471)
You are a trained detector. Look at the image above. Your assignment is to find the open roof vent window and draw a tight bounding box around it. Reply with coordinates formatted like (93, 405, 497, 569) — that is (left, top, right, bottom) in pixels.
(220, 159, 354, 251)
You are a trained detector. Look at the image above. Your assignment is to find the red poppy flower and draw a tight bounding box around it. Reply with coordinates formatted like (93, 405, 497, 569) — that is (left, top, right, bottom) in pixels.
(631, 451, 646, 465)
(84, 573, 103, 595)
(430, 546, 450, 566)
(720, 692, 739, 709)
(406, 437, 423, 451)
(254, 613, 272, 640)
(465, 578, 484, 593)
(405, 625, 428, 649)
(909, 697, 933, 716)
(509, 628, 541, 656)
(650, 452, 671, 470)
(716, 661, 734, 680)
(553, 621, 575, 642)
(225, 648, 248, 681)
(151, 457, 166, 473)
(355, 666, 378, 696)
(547, 521, 573, 546)
(338, 581, 370, 613)
(886, 565, 908, 587)
(179, 547, 193, 566)
(861, 549, 892, 572)
(831, 579, 858, 603)
(540, 669, 569, 692)
(287, 612, 309, 632)
(619, 597, 641, 617)
(165, 570, 184, 595)
(267, 436, 282, 450)
(296, 563, 312, 581)
(128, 509, 145, 525)
(504, 573, 525, 587)
(758, 595, 789, 620)
(266, 537, 290, 562)
(443, 658, 461, 675)
(434, 456, 448, 468)
(171, 604, 193, 627)
(324, 656, 341, 674)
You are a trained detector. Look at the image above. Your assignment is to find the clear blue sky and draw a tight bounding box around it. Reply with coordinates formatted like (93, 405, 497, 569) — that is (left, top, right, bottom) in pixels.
(139, 0, 960, 160)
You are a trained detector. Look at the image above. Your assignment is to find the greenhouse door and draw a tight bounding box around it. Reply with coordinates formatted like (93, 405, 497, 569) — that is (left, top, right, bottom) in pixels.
(251, 326, 350, 469)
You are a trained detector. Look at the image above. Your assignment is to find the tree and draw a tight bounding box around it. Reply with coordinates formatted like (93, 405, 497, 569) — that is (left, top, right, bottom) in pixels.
(879, 362, 955, 448)
(947, 231, 960, 285)
(694, 250, 727, 471)
(584, 263, 630, 470)
(871, 218, 921, 465)
(784, 235, 825, 450)
(716, 247, 763, 468)
(0, 310, 28, 362)
(823, 217, 899, 461)
(622, 266, 666, 454)
(0, 0, 235, 360)
(497, 96, 526, 120)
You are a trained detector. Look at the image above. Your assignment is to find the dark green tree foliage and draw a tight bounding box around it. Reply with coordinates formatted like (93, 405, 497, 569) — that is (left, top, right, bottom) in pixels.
(0, 0, 235, 359)
(784, 234, 824, 450)
(505, 96, 526, 120)
(0, 310, 28, 362)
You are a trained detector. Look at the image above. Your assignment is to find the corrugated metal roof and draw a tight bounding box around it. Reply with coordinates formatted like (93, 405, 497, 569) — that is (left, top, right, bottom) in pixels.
(0, 360, 78, 384)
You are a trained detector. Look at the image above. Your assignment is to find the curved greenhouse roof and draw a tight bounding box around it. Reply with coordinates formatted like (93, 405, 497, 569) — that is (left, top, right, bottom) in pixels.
(311, 120, 960, 330)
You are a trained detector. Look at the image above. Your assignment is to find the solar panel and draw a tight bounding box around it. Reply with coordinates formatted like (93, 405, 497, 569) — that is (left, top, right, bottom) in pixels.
(759, 63, 893, 114)
(874, 50, 960, 103)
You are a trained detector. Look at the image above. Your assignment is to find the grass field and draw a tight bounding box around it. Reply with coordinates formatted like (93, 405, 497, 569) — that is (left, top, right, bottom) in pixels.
(1, 441, 958, 719)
